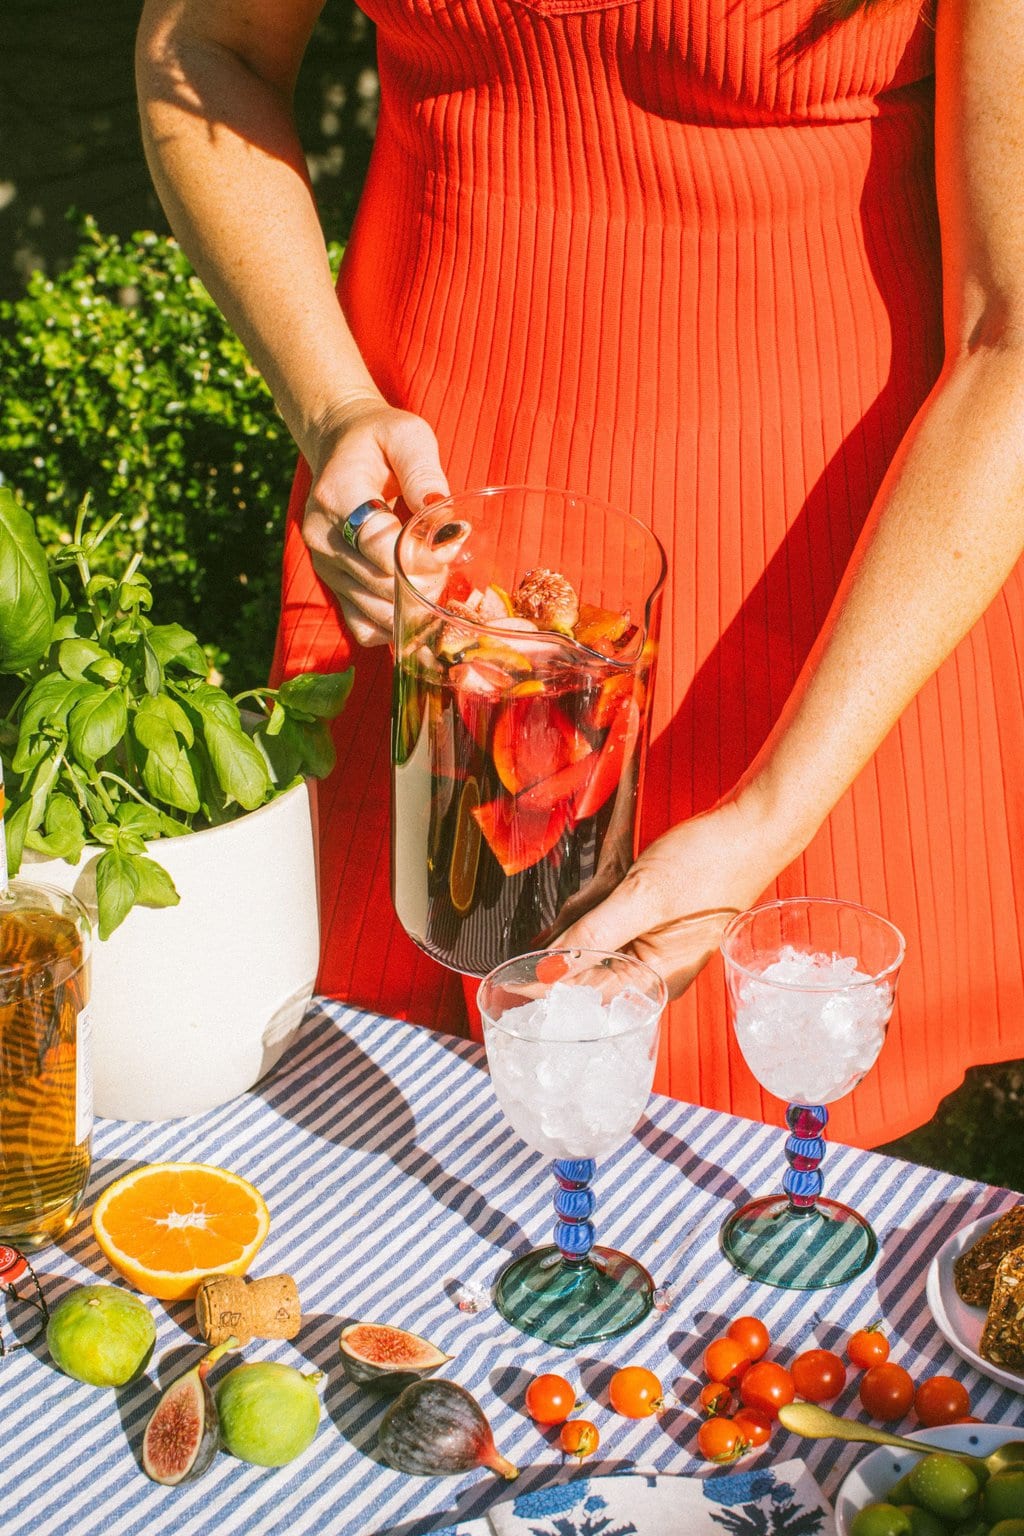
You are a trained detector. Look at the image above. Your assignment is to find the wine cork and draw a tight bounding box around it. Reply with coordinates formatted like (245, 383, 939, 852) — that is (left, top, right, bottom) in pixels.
(195, 1274, 301, 1347)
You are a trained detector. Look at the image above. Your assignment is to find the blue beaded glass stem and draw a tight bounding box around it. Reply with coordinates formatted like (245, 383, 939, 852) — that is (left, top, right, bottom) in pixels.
(784, 1103, 828, 1210)
(553, 1158, 597, 1261)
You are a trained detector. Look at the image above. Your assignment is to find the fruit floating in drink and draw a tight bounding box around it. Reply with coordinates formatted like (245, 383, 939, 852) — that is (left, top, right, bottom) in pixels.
(391, 487, 665, 977)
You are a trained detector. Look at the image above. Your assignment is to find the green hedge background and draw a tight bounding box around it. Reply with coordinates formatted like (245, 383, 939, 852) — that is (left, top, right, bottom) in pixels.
(2, 1, 1021, 1190)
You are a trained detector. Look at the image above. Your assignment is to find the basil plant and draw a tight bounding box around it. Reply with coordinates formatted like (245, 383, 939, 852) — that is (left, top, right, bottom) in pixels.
(0, 489, 352, 938)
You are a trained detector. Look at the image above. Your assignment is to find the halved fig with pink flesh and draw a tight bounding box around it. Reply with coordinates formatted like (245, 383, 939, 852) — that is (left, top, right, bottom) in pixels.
(142, 1338, 236, 1485)
(339, 1321, 452, 1395)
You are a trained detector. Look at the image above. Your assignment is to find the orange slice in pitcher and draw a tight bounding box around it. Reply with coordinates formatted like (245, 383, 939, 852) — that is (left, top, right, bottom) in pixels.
(472, 795, 570, 876)
(492, 695, 590, 795)
(92, 1162, 270, 1301)
(449, 777, 483, 914)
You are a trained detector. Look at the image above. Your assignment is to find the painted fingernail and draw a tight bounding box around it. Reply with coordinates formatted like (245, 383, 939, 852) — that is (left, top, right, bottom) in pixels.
(423, 491, 448, 507)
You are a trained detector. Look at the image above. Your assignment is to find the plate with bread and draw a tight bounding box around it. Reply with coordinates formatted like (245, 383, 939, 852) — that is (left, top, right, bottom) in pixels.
(926, 1206, 1024, 1392)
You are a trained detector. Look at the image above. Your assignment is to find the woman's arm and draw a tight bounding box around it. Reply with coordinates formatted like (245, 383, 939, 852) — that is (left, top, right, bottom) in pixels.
(561, 0, 1024, 989)
(136, 0, 447, 644)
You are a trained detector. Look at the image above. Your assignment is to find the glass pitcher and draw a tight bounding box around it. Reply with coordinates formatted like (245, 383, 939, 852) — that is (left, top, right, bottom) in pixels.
(392, 486, 666, 977)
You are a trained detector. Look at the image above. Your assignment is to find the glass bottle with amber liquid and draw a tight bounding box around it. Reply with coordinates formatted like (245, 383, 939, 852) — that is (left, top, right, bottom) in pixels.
(0, 879, 92, 1247)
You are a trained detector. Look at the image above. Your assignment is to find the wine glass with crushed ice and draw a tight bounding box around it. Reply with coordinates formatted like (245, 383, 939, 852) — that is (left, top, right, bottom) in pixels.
(478, 948, 668, 1347)
(720, 898, 905, 1290)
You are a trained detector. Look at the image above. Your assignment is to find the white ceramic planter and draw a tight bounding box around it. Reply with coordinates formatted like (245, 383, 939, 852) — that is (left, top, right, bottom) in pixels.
(25, 781, 319, 1122)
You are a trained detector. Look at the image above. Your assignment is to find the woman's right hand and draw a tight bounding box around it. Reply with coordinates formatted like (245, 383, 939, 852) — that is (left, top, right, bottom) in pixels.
(303, 397, 450, 647)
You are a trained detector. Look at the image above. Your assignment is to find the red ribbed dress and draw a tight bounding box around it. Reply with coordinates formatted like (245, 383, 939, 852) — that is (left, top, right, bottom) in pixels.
(273, 0, 1024, 1146)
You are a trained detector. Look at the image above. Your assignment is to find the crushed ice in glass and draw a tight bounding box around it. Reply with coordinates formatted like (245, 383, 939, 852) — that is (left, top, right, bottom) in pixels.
(485, 981, 661, 1159)
(731, 944, 893, 1103)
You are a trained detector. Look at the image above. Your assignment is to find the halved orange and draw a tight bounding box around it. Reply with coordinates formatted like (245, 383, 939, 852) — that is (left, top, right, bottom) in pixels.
(91, 1162, 270, 1301)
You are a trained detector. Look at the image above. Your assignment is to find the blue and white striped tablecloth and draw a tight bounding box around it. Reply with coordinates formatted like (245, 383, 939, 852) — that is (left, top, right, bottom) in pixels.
(4, 1001, 1021, 1535)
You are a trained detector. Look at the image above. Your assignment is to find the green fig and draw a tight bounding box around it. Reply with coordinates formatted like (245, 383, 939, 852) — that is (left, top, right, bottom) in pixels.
(216, 1361, 322, 1467)
(46, 1284, 155, 1387)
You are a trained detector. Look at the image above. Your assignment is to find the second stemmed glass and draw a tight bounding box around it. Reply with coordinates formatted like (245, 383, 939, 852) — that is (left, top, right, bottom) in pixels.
(720, 898, 905, 1290)
(479, 948, 668, 1348)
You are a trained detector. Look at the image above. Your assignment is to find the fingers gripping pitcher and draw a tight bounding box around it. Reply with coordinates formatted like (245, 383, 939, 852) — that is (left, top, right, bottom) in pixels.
(391, 486, 666, 976)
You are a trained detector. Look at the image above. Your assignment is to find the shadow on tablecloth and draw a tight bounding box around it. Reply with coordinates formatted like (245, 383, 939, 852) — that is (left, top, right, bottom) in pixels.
(256, 1007, 531, 1259)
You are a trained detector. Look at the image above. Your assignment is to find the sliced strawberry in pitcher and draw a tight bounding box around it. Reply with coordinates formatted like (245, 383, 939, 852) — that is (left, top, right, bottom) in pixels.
(492, 694, 590, 794)
(471, 794, 570, 876)
(573, 696, 641, 821)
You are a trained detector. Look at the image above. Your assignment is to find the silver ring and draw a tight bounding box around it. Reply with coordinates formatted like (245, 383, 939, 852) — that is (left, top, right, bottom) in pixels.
(341, 498, 390, 551)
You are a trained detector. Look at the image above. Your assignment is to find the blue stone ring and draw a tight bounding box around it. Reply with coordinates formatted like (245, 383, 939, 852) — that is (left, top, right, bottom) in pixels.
(341, 498, 391, 551)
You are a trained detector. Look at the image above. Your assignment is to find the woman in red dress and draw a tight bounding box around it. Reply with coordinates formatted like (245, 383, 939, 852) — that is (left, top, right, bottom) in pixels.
(136, 0, 1024, 1146)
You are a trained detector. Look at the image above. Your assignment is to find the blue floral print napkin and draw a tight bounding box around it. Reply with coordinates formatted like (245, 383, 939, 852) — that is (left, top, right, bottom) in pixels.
(429, 1460, 832, 1536)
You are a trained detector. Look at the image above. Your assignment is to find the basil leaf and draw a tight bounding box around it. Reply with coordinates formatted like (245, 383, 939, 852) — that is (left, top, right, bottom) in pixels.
(147, 622, 207, 675)
(10, 751, 63, 852)
(132, 856, 180, 910)
(11, 675, 87, 772)
(252, 719, 302, 787)
(24, 792, 86, 862)
(141, 636, 162, 696)
(278, 714, 336, 779)
(95, 847, 140, 939)
(0, 487, 56, 673)
(4, 800, 32, 874)
(114, 829, 148, 858)
(202, 715, 271, 810)
(276, 669, 353, 720)
(133, 693, 194, 749)
(114, 801, 167, 839)
(188, 682, 240, 730)
(141, 737, 200, 814)
(68, 685, 128, 764)
(58, 637, 109, 682)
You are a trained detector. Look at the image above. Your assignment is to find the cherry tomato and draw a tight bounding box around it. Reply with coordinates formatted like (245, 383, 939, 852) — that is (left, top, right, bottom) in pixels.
(726, 1316, 771, 1362)
(848, 1325, 890, 1370)
(733, 1408, 772, 1448)
(609, 1365, 663, 1418)
(859, 1361, 914, 1422)
(914, 1375, 971, 1428)
(559, 1419, 599, 1462)
(699, 1381, 734, 1417)
(738, 1361, 796, 1420)
(791, 1348, 847, 1403)
(703, 1338, 752, 1388)
(696, 1416, 747, 1464)
(524, 1373, 576, 1425)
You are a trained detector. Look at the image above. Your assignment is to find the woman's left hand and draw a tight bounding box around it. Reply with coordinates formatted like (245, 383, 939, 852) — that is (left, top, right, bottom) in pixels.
(556, 795, 792, 998)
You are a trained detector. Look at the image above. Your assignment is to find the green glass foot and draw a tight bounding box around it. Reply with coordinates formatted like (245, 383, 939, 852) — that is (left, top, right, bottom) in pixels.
(721, 1196, 878, 1290)
(494, 1244, 655, 1347)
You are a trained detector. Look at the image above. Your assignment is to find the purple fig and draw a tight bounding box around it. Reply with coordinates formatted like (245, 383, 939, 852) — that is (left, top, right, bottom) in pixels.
(379, 1379, 517, 1479)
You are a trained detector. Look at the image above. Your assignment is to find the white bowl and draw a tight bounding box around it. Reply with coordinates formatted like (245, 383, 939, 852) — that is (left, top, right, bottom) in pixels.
(834, 1423, 1018, 1535)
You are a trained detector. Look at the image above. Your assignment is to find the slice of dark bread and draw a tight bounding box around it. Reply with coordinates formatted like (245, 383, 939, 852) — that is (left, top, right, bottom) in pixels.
(980, 1246, 1024, 1370)
(953, 1206, 1024, 1307)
